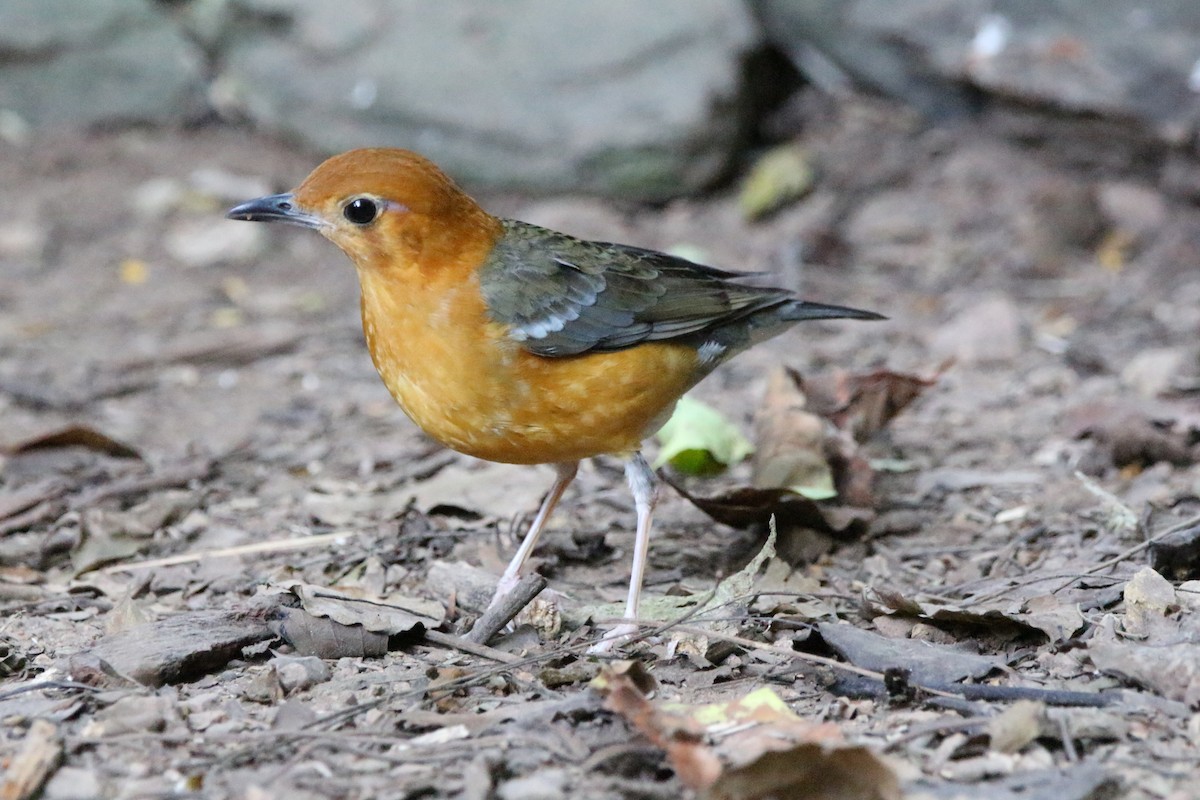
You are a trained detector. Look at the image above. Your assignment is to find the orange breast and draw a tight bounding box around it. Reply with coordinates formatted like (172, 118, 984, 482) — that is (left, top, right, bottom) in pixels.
(358, 264, 700, 465)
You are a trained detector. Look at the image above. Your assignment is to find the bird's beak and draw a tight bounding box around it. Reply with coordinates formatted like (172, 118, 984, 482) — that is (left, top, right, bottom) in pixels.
(225, 193, 322, 229)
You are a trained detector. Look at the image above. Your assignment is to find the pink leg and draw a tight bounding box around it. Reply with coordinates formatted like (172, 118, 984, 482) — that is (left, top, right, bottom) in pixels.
(589, 452, 657, 653)
(489, 461, 578, 607)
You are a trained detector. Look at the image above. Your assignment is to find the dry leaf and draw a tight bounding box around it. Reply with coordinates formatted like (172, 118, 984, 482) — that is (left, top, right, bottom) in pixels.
(871, 588, 1084, 642)
(593, 666, 899, 800)
(662, 473, 872, 538)
(276, 580, 444, 635)
(273, 606, 390, 659)
(2, 424, 141, 459)
(752, 368, 835, 499)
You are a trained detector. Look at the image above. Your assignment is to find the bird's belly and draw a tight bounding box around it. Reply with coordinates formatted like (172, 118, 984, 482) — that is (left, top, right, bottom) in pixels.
(377, 340, 700, 465)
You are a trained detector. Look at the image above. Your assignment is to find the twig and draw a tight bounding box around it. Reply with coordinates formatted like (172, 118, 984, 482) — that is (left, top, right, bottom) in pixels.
(465, 574, 546, 645)
(1048, 509, 1200, 595)
(0, 480, 71, 521)
(98, 529, 368, 573)
(70, 458, 214, 510)
(945, 683, 1113, 707)
(424, 630, 521, 664)
(0, 719, 62, 800)
(670, 625, 1115, 707)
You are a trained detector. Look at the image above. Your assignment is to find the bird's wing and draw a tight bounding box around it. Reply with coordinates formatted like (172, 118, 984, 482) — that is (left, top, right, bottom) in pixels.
(477, 220, 791, 357)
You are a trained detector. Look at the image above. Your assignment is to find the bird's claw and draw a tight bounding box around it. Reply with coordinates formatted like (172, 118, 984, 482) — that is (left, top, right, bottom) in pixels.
(586, 622, 641, 655)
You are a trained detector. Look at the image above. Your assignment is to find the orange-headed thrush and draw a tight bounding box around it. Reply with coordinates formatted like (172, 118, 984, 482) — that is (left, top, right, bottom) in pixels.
(227, 148, 883, 649)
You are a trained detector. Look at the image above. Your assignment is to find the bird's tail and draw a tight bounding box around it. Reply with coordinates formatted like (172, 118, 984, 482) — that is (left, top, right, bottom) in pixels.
(780, 299, 886, 323)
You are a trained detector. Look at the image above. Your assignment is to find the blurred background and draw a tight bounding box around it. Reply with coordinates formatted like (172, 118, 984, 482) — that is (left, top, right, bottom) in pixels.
(4, 1, 1200, 198)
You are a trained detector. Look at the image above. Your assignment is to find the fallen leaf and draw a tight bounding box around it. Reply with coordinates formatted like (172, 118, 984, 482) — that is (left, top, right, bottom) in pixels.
(2, 424, 141, 459)
(871, 588, 1084, 642)
(818, 622, 1000, 685)
(273, 606, 389, 660)
(0, 719, 62, 800)
(1087, 614, 1200, 704)
(824, 366, 945, 443)
(655, 396, 754, 476)
(752, 368, 836, 499)
(1066, 400, 1196, 470)
(739, 144, 816, 221)
(662, 473, 872, 538)
(593, 666, 899, 800)
(277, 580, 445, 635)
(669, 525, 778, 661)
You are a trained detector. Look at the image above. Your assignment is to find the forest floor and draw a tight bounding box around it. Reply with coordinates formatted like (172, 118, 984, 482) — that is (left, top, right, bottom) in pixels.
(2, 95, 1199, 799)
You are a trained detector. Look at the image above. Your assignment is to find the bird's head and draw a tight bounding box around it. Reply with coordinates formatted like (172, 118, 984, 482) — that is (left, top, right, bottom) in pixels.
(227, 148, 501, 275)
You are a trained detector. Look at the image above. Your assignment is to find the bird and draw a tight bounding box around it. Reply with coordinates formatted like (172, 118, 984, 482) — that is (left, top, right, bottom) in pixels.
(227, 148, 883, 650)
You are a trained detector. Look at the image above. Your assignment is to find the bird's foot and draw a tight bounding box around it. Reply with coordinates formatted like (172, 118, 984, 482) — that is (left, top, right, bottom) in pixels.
(586, 622, 641, 655)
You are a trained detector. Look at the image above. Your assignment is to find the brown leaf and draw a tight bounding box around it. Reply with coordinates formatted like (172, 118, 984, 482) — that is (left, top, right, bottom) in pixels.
(662, 473, 872, 538)
(2, 424, 140, 460)
(279, 580, 445, 635)
(0, 719, 63, 800)
(752, 368, 835, 499)
(273, 606, 389, 659)
(593, 666, 899, 800)
(1066, 401, 1196, 469)
(810, 365, 945, 443)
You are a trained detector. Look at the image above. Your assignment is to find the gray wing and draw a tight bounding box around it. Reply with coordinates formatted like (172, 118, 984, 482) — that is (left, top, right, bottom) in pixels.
(477, 220, 792, 357)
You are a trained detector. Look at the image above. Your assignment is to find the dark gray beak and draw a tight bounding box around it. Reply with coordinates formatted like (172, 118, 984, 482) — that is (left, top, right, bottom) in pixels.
(225, 193, 322, 228)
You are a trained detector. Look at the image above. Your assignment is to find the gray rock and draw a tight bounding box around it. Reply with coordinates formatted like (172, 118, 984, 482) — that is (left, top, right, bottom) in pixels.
(753, 0, 1200, 139)
(217, 0, 757, 199)
(0, 0, 207, 127)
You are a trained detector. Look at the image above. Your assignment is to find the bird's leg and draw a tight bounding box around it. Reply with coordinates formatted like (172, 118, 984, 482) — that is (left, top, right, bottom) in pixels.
(488, 461, 578, 608)
(589, 452, 657, 653)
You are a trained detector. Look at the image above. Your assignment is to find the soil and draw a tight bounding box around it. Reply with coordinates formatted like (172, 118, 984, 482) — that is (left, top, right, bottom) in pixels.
(2, 96, 1199, 799)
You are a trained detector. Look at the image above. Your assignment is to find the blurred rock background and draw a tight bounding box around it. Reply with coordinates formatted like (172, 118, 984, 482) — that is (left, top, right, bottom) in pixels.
(3, 0, 1199, 201)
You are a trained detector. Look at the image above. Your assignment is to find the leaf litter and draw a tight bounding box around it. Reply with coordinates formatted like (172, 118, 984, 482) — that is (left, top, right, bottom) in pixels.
(3, 111, 1200, 799)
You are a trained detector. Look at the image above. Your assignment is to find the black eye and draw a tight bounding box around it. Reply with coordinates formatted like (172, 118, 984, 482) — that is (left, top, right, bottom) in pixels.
(343, 198, 379, 225)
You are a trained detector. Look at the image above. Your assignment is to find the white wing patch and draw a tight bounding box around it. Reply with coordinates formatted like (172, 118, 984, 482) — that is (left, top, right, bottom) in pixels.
(696, 340, 727, 365)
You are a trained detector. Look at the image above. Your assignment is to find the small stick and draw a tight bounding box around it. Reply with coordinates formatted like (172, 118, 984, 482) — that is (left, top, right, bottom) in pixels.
(465, 574, 546, 645)
(423, 630, 521, 665)
(0, 719, 63, 800)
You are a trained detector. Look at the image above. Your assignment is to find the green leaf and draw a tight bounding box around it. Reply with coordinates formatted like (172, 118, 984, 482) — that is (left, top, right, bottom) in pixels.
(654, 396, 754, 476)
(738, 144, 815, 221)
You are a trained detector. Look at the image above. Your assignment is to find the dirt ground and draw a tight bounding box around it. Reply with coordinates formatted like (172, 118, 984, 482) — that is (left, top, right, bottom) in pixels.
(3, 96, 1200, 799)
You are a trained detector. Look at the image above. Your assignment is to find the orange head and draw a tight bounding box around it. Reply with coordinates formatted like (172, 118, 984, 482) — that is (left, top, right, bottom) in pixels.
(226, 148, 502, 276)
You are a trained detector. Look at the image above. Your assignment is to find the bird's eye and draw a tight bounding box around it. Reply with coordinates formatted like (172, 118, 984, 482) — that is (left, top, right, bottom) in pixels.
(343, 198, 379, 225)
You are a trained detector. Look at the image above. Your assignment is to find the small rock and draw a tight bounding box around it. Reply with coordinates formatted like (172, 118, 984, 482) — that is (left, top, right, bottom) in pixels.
(272, 697, 317, 731)
(0, 219, 47, 259)
(131, 177, 188, 218)
(1120, 347, 1186, 397)
(497, 769, 567, 800)
(274, 655, 332, 694)
(1124, 566, 1177, 636)
(82, 694, 176, 737)
(1096, 181, 1167, 238)
(929, 294, 1022, 365)
(42, 767, 102, 800)
(164, 218, 266, 267)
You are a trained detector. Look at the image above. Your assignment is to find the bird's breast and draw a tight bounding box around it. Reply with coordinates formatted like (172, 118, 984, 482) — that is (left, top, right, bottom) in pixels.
(359, 270, 700, 465)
